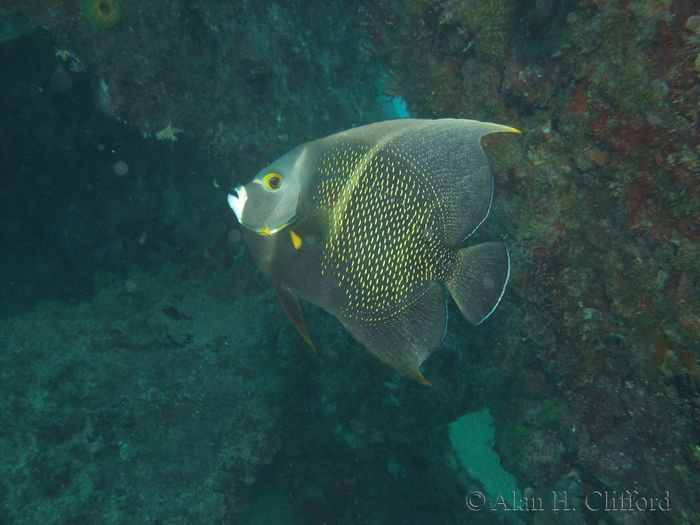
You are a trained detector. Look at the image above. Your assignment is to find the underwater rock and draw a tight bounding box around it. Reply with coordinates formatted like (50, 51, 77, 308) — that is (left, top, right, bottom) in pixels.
(82, 0, 120, 29)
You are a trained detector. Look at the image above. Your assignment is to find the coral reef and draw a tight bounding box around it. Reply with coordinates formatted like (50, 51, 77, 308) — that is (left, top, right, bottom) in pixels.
(82, 0, 120, 29)
(18, 0, 384, 180)
(362, 0, 700, 521)
(441, 0, 517, 64)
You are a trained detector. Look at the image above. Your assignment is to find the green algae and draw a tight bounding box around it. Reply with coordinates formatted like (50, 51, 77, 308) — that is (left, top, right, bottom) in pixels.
(449, 408, 521, 503)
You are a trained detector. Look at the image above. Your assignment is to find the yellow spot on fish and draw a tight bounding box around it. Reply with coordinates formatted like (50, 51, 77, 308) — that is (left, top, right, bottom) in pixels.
(290, 230, 302, 250)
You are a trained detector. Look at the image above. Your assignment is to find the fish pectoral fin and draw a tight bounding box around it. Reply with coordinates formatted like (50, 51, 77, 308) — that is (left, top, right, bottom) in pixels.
(337, 282, 447, 386)
(291, 206, 332, 248)
(273, 281, 317, 352)
(445, 242, 510, 325)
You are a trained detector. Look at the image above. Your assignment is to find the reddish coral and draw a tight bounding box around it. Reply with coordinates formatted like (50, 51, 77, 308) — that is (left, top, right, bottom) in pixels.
(568, 88, 589, 115)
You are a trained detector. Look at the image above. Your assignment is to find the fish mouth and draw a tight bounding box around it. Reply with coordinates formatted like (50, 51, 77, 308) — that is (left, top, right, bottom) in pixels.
(227, 187, 247, 224)
(228, 187, 272, 234)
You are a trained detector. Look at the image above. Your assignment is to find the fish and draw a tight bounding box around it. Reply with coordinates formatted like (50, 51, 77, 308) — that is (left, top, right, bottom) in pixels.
(0, 14, 39, 44)
(228, 118, 519, 385)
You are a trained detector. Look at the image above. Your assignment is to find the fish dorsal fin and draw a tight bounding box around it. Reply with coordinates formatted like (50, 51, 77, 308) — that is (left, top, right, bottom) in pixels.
(384, 120, 517, 246)
(326, 119, 519, 246)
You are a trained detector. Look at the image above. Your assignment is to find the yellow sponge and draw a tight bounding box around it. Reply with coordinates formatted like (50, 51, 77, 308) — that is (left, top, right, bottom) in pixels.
(83, 0, 120, 29)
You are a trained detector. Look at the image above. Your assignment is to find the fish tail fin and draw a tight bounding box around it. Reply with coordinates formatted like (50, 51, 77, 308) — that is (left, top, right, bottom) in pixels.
(445, 242, 510, 325)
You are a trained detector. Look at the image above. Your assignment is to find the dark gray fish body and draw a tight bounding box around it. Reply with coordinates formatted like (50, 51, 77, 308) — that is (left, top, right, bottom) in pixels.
(229, 119, 518, 384)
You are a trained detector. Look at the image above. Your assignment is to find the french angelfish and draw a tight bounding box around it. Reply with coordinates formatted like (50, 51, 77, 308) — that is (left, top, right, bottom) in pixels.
(228, 118, 518, 385)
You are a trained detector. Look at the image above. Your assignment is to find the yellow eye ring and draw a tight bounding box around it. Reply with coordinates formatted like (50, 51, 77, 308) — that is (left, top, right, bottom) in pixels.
(262, 172, 283, 192)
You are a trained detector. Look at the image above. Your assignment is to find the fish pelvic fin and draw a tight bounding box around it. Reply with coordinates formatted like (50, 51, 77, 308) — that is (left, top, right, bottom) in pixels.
(273, 281, 317, 352)
(445, 242, 510, 325)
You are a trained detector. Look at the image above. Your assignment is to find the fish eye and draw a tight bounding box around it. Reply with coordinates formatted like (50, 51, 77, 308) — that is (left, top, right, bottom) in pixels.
(262, 172, 283, 192)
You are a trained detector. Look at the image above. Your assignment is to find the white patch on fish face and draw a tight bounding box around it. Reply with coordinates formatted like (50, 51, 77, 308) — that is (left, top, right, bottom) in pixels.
(230, 145, 311, 235)
(230, 182, 292, 235)
(228, 186, 247, 224)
